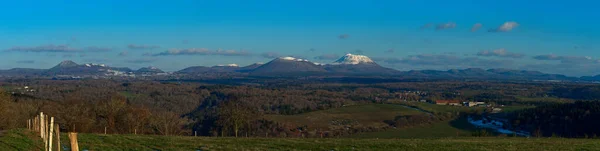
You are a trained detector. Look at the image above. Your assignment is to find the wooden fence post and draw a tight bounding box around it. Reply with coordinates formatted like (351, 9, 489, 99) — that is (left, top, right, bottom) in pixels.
(68, 132, 79, 151)
(45, 115, 49, 151)
(49, 117, 54, 151)
(56, 124, 61, 151)
(104, 127, 107, 135)
(44, 115, 50, 151)
(40, 112, 44, 139)
(34, 116, 38, 132)
(35, 117, 38, 132)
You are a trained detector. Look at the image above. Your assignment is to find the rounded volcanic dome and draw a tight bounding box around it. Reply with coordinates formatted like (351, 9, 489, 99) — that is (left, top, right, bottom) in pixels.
(57, 60, 78, 67)
(332, 53, 374, 65)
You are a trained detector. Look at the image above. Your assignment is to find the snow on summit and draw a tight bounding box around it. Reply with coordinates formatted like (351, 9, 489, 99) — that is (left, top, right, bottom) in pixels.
(216, 64, 239, 67)
(279, 56, 309, 62)
(332, 54, 374, 65)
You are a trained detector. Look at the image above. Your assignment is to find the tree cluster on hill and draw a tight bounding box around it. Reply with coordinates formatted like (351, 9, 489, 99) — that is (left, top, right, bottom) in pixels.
(552, 86, 600, 100)
(510, 101, 600, 138)
(0, 89, 36, 130)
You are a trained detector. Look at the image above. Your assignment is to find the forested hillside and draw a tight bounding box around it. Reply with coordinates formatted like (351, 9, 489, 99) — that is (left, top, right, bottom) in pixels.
(0, 79, 596, 138)
(510, 101, 600, 138)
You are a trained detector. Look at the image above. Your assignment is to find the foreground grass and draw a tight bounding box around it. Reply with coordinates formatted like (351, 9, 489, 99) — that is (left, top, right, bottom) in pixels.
(0, 129, 42, 151)
(2, 129, 600, 151)
(65, 133, 600, 151)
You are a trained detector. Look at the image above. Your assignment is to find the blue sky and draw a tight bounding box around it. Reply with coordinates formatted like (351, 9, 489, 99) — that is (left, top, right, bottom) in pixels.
(0, 0, 599, 76)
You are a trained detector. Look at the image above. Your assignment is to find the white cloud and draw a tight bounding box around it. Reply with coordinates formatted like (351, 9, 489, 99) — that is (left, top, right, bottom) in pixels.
(118, 51, 128, 56)
(86, 46, 113, 52)
(128, 44, 161, 49)
(533, 54, 598, 64)
(489, 21, 519, 32)
(260, 52, 280, 59)
(420, 23, 433, 29)
(436, 22, 457, 30)
(125, 58, 157, 64)
(314, 54, 340, 60)
(385, 49, 394, 53)
(5, 44, 80, 53)
(16, 60, 35, 64)
(152, 48, 250, 56)
(477, 49, 524, 58)
(338, 34, 350, 39)
(471, 23, 482, 32)
(382, 54, 513, 68)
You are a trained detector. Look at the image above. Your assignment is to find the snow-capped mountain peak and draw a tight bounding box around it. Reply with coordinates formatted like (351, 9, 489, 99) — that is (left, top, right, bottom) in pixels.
(332, 54, 374, 65)
(56, 60, 78, 68)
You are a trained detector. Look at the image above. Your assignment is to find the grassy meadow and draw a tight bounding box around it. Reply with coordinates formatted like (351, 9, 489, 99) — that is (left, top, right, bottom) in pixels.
(2, 129, 600, 151)
(266, 104, 425, 130)
(67, 134, 600, 151)
(0, 129, 43, 151)
(350, 117, 481, 138)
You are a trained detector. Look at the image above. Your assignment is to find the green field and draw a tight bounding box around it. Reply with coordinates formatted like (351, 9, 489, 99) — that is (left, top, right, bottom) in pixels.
(395, 102, 476, 113)
(2, 129, 600, 151)
(266, 104, 425, 130)
(265, 103, 495, 138)
(515, 96, 573, 103)
(351, 117, 481, 138)
(499, 105, 535, 113)
(0, 129, 43, 151)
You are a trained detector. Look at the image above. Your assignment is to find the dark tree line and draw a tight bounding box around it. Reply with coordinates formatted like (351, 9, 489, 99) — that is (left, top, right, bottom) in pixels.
(510, 101, 600, 138)
(552, 86, 600, 100)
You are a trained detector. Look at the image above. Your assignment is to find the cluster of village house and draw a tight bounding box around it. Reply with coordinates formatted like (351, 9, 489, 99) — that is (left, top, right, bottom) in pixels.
(434, 100, 486, 107)
(394, 91, 502, 112)
(434, 100, 503, 113)
(10, 86, 36, 94)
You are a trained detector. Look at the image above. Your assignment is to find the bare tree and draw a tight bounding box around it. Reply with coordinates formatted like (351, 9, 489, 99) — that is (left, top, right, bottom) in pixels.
(95, 94, 127, 133)
(0, 89, 12, 129)
(150, 110, 188, 136)
(216, 100, 257, 137)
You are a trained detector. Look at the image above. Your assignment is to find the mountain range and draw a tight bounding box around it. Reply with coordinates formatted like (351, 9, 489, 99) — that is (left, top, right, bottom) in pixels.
(0, 54, 599, 81)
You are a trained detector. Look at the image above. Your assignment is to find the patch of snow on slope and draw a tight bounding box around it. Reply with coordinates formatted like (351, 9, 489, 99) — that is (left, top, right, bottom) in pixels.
(279, 57, 309, 62)
(217, 64, 239, 67)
